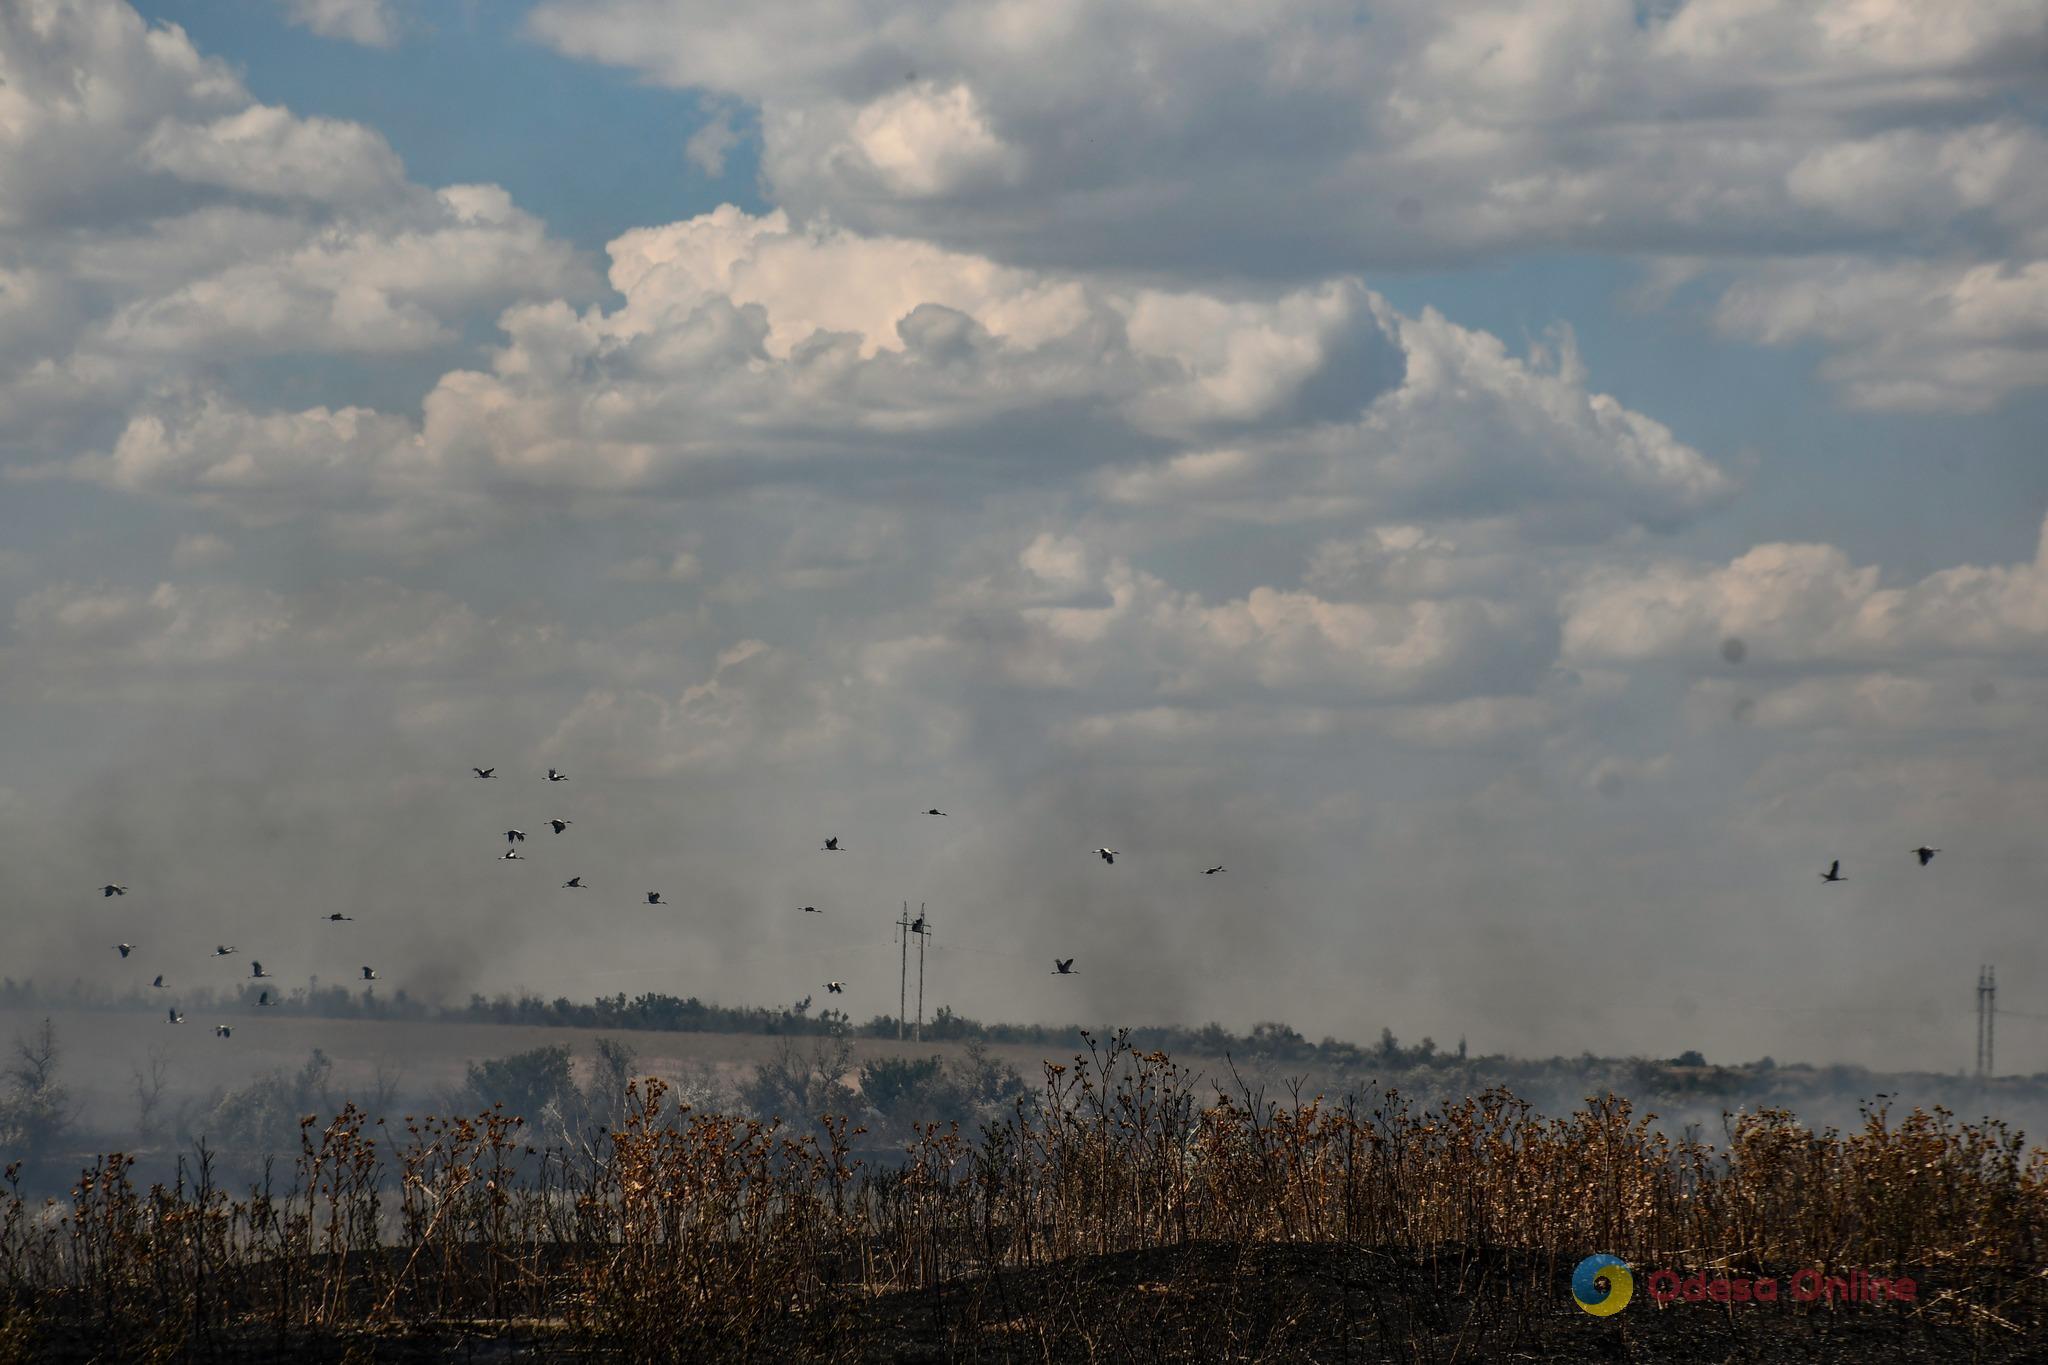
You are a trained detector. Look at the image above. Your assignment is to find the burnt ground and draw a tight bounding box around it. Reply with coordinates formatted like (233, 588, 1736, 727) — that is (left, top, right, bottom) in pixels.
(4, 1243, 2040, 1363)
(820, 1242, 2044, 1364)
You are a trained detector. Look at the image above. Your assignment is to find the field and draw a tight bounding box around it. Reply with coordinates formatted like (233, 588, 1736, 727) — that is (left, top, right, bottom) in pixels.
(2, 1024, 2044, 1362)
(0, 1006, 1082, 1140)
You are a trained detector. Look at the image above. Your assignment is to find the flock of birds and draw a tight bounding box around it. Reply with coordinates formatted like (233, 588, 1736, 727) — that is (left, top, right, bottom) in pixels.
(102, 763, 1220, 1036)
(1820, 847, 1941, 884)
(100, 768, 1948, 1037)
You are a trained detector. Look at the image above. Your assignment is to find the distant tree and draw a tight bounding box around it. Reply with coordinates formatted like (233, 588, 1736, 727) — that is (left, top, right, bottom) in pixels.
(586, 1037, 638, 1126)
(186, 1049, 334, 1156)
(464, 1044, 576, 1124)
(0, 1018, 71, 1169)
(133, 1047, 172, 1144)
(1249, 1022, 1306, 1057)
(1673, 1049, 1707, 1068)
(739, 1034, 855, 1126)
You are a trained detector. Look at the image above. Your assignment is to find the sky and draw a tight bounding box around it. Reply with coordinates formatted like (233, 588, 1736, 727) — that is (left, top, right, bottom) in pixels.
(2, 0, 2045, 1074)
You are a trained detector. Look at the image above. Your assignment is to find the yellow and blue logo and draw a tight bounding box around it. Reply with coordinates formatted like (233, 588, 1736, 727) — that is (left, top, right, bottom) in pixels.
(1573, 1254, 1633, 1316)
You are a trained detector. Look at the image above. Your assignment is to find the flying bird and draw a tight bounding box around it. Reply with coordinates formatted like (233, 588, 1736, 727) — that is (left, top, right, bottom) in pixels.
(167, 1008, 184, 1024)
(821, 837, 842, 851)
(1205, 866, 1225, 875)
(646, 891, 664, 905)
(549, 819, 571, 834)
(214, 1025, 231, 1039)
(924, 809, 948, 817)
(547, 768, 568, 782)
(1052, 958, 1076, 975)
(502, 848, 523, 861)
(116, 943, 133, 959)
(1098, 848, 1118, 865)
(101, 884, 127, 898)
(257, 992, 277, 1007)
(801, 905, 821, 914)
(250, 961, 270, 979)
(323, 913, 354, 922)
(214, 945, 237, 957)
(910, 914, 926, 935)
(505, 829, 527, 843)
(1820, 860, 1845, 883)
(151, 975, 164, 989)
(825, 981, 844, 994)
(1913, 846, 1940, 866)
(361, 966, 378, 981)
(473, 767, 495, 779)
(563, 877, 585, 889)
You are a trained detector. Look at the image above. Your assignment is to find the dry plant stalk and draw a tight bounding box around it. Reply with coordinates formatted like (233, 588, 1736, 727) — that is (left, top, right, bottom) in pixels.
(0, 1031, 2041, 1360)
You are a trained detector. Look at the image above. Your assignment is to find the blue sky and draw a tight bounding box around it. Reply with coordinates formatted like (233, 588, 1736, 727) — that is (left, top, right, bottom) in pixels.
(4, 0, 2047, 1073)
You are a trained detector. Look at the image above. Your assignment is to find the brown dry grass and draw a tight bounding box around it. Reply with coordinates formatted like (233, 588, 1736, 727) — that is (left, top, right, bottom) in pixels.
(2, 1030, 2042, 1362)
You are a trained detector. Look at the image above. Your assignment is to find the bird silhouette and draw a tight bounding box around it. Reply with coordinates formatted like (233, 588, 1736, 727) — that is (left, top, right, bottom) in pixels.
(825, 981, 844, 994)
(116, 943, 133, 958)
(1098, 848, 1118, 865)
(214, 945, 237, 956)
(502, 848, 524, 861)
(214, 1024, 231, 1039)
(1820, 860, 1845, 883)
(822, 836, 842, 851)
(250, 961, 270, 979)
(151, 975, 164, 988)
(924, 809, 948, 817)
(257, 991, 277, 1007)
(548, 819, 571, 833)
(1913, 846, 1940, 866)
(910, 914, 926, 935)
(167, 1008, 184, 1024)
(361, 966, 378, 981)
(646, 891, 664, 905)
(505, 829, 526, 843)
(547, 768, 568, 782)
(801, 905, 822, 914)
(1205, 866, 1225, 875)
(323, 913, 354, 922)
(101, 884, 127, 897)
(1052, 958, 1076, 975)
(563, 877, 585, 889)
(473, 767, 495, 779)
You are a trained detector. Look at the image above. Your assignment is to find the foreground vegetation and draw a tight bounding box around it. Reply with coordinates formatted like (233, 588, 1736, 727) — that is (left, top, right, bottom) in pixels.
(1, 1031, 2043, 1362)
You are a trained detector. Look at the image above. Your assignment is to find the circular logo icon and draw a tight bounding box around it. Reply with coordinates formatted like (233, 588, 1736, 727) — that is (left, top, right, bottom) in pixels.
(1573, 1254, 1633, 1316)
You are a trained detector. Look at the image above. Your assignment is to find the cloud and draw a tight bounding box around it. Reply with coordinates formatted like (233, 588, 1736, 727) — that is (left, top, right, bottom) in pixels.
(7, 577, 553, 680)
(525, 0, 2048, 409)
(684, 107, 743, 177)
(279, 0, 399, 48)
(169, 532, 234, 568)
(1563, 515, 2048, 666)
(141, 103, 409, 204)
(1712, 256, 2048, 412)
(0, 0, 593, 471)
(870, 546, 1556, 711)
(526, 0, 2047, 271)
(547, 640, 849, 776)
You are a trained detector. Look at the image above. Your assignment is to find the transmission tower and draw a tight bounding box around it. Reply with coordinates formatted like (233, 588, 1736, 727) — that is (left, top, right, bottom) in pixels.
(1976, 964, 1997, 1079)
(896, 903, 911, 1041)
(913, 904, 929, 1043)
